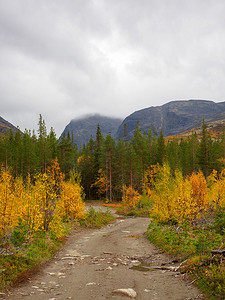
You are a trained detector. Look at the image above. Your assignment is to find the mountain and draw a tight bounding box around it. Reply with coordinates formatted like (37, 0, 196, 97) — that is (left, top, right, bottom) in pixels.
(61, 114, 122, 146)
(166, 118, 225, 143)
(0, 116, 18, 135)
(116, 100, 225, 140)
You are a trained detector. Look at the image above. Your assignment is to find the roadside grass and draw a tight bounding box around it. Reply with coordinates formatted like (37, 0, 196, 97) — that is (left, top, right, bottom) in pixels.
(79, 207, 115, 228)
(116, 194, 153, 217)
(0, 229, 67, 290)
(146, 219, 225, 300)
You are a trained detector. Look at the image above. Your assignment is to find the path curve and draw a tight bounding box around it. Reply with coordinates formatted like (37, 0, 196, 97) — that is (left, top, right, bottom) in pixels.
(6, 205, 203, 300)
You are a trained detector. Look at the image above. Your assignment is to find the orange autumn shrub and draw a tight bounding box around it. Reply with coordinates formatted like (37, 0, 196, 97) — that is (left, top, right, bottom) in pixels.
(122, 185, 140, 209)
(189, 171, 209, 216)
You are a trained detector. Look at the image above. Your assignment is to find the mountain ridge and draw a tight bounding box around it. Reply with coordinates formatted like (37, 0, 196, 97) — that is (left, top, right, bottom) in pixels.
(0, 116, 18, 135)
(115, 99, 225, 140)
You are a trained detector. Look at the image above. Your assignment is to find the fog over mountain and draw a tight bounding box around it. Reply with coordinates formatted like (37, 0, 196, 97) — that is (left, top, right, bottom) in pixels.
(61, 114, 122, 146)
(61, 100, 225, 145)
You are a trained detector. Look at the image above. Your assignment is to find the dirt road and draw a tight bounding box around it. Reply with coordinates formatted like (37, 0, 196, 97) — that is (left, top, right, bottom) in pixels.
(5, 206, 203, 300)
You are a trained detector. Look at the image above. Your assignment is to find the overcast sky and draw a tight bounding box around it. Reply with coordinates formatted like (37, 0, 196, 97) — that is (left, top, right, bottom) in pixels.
(1, 0, 225, 137)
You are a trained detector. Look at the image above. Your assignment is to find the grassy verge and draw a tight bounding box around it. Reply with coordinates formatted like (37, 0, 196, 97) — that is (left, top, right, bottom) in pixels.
(0, 229, 67, 290)
(146, 221, 225, 299)
(79, 207, 115, 228)
(116, 194, 153, 217)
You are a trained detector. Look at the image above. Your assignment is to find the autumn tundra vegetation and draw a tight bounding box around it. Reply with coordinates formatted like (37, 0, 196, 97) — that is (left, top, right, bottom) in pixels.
(0, 115, 225, 298)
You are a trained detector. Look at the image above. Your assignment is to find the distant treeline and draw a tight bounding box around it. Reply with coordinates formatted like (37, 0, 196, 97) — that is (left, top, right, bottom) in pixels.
(0, 115, 225, 200)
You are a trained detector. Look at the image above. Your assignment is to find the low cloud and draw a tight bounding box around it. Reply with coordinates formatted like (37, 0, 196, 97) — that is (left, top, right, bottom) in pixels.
(1, 0, 225, 136)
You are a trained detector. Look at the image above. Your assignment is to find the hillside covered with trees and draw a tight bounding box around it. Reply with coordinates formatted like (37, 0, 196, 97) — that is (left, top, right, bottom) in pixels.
(1, 114, 225, 201)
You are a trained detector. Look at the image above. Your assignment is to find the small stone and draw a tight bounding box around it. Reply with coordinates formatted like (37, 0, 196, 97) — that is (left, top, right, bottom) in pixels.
(106, 266, 113, 270)
(131, 260, 139, 264)
(19, 292, 29, 296)
(66, 250, 81, 257)
(113, 288, 137, 298)
(86, 282, 97, 286)
(31, 286, 39, 289)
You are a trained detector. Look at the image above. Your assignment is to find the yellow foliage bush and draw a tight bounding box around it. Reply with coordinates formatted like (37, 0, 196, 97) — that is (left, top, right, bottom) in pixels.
(122, 185, 140, 209)
(59, 181, 86, 221)
(0, 159, 86, 239)
(208, 169, 225, 209)
(0, 169, 16, 234)
(142, 165, 158, 197)
(91, 169, 108, 198)
(151, 163, 210, 223)
(151, 162, 175, 222)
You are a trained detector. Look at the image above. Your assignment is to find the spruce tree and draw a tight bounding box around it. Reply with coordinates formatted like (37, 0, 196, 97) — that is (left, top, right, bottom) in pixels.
(198, 120, 211, 177)
(157, 130, 165, 165)
(93, 123, 104, 173)
(102, 133, 115, 202)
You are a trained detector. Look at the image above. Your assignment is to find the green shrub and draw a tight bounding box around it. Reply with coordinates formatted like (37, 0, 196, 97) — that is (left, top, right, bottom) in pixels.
(79, 208, 115, 228)
(213, 208, 225, 235)
(136, 195, 153, 209)
(11, 218, 29, 247)
(0, 254, 35, 289)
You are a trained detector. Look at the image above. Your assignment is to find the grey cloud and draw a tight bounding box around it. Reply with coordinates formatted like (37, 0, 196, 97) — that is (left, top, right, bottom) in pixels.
(1, 0, 225, 136)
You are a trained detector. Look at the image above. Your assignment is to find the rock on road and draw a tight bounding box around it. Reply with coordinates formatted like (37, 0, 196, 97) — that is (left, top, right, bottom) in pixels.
(5, 206, 203, 300)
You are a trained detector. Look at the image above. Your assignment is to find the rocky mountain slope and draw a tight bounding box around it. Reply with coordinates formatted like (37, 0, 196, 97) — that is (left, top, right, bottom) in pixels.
(0, 116, 18, 135)
(61, 100, 225, 145)
(116, 100, 225, 140)
(61, 114, 122, 146)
